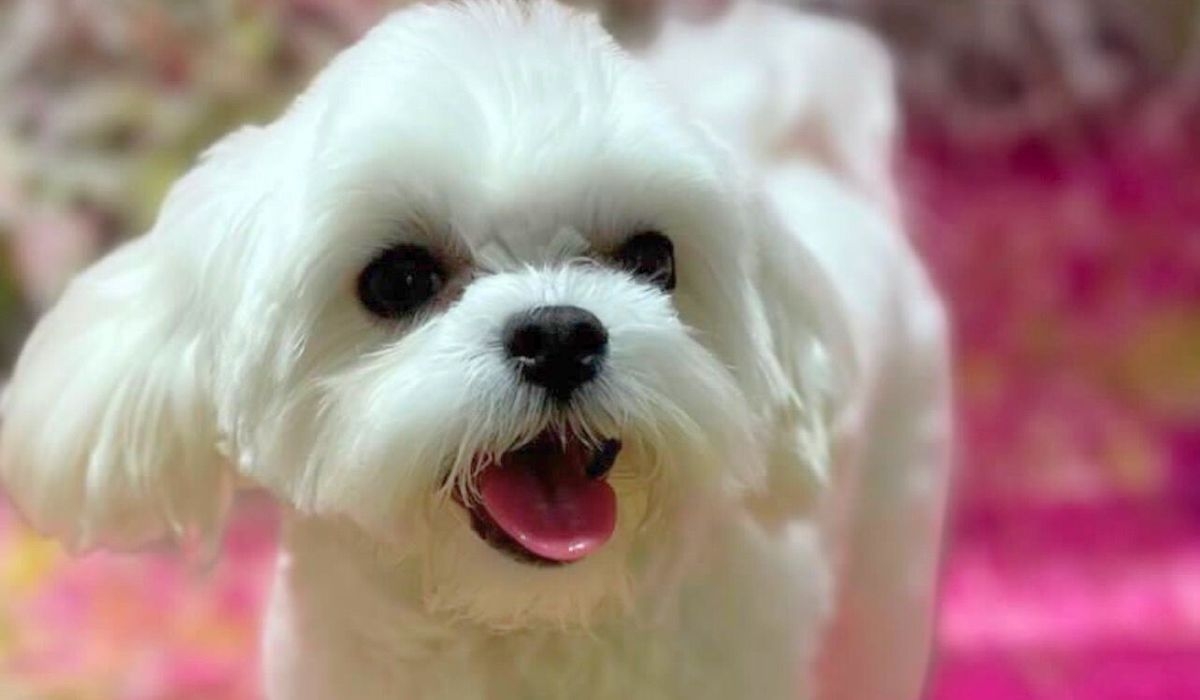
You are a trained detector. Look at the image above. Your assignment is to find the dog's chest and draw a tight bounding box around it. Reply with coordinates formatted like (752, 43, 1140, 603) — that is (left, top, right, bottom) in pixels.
(266, 517, 828, 700)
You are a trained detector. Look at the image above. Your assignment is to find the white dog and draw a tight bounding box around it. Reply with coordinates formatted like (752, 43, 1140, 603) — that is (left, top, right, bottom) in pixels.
(0, 2, 951, 698)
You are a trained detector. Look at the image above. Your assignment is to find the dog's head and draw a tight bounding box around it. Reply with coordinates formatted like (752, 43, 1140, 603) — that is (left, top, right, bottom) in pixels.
(1, 1, 839, 627)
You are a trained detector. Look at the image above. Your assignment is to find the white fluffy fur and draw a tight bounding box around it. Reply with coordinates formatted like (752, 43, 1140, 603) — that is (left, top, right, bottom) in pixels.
(0, 2, 951, 699)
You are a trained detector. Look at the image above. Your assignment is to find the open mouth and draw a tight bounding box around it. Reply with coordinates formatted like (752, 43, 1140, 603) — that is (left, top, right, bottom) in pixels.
(458, 431, 622, 567)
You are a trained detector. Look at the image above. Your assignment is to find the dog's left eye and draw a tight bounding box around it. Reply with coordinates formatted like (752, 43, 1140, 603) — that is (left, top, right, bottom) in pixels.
(357, 244, 445, 319)
(614, 231, 675, 291)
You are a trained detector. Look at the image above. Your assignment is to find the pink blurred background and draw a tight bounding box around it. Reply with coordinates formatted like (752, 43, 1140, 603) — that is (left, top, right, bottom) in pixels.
(1, 0, 1198, 698)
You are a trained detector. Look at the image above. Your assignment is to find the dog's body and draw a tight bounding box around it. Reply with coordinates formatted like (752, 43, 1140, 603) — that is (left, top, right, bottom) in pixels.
(1, 2, 950, 699)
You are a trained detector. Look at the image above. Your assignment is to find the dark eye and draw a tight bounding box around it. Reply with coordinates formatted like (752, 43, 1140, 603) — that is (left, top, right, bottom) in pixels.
(357, 244, 445, 319)
(614, 231, 675, 291)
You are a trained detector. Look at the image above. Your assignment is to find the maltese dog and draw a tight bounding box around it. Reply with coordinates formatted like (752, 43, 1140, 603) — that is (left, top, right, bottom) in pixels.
(1, 1, 950, 698)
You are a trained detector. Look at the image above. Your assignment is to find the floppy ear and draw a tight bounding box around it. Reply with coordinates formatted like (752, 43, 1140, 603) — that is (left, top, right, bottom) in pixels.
(652, 6, 899, 521)
(740, 191, 856, 523)
(746, 152, 923, 524)
(0, 236, 228, 552)
(0, 128, 271, 552)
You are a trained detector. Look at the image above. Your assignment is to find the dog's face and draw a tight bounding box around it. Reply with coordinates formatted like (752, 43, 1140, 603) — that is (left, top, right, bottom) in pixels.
(1, 1, 828, 628)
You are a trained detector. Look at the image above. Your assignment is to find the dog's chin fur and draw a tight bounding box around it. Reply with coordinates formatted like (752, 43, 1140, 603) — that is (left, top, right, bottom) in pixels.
(1, 1, 952, 697)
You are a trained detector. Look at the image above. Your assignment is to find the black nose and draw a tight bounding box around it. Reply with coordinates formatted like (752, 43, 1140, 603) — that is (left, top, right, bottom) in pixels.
(503, 305, 608, 400)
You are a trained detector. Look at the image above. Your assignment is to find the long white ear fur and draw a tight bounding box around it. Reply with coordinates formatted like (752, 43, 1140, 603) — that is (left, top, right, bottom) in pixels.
(679, 4, 900, 519)
(0, 128, 268, 552)
(0, 237, 228, 552)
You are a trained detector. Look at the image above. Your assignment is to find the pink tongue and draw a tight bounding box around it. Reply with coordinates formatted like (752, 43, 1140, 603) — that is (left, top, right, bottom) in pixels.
(477, 451, 617, 563)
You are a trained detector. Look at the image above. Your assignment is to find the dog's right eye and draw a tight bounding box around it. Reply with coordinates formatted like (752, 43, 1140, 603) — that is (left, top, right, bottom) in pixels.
(357, 245, 445, 319)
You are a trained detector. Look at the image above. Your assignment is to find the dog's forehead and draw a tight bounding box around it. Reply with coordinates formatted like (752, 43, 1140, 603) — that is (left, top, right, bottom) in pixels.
(286, 1, 729, 268)
(317, 3, 641, 144)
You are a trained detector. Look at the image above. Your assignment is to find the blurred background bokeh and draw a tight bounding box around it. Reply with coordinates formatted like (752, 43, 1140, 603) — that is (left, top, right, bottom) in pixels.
(1, 0, 1198, 698)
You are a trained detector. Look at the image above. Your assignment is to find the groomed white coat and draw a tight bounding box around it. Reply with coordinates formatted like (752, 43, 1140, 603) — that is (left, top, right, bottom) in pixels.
(0, 2, 951, 699)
